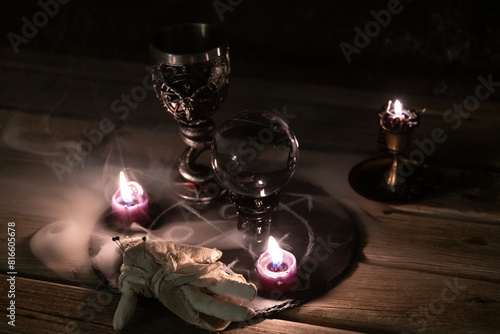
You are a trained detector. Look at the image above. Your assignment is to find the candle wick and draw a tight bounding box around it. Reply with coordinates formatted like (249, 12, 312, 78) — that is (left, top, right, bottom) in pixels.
(142, 236, 147, 256)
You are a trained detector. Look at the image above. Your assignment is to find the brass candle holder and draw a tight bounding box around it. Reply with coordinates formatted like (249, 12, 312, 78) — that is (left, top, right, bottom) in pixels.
(349, 100, 441, 203)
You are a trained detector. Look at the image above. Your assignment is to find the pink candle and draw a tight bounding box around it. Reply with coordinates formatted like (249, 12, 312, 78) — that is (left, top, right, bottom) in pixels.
(111, 171, 150, 226)
(255, 236, 297, 293)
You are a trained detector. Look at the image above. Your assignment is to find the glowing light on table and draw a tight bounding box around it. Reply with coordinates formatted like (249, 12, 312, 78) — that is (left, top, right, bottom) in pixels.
(111, 171, 150, 226)
(394, 99, 403, 118)
(255, 236, 297, 293)
(119, 171, 134, 205)
(379, 99, 420, 132)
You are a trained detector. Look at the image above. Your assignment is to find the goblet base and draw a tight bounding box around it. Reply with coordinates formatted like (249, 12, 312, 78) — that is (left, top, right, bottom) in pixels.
(173, 177, 226, 206)
(349, 155, 442, 203)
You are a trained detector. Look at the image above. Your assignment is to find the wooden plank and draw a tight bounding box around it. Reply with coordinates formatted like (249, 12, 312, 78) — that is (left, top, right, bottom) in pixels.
(0, 66, 163, 122)
(2, 46, 500, 116)
(295, 151, 500, 281)
(0, 45, 146, 84)
(1, 64, 498, 172)
(3, 262, 499, 334)
(392, 168, 500, 221)
(223, 319, 362, 334)
(1, 48, 499, 170)
(1, 108, 499, 222)
(0, 111, 499, 285)
(277, 263, 500, 334)
(217, 80, 500, 171)
(361, 211, 500, 281)
(1, 43, 499, 334)
(0, 209, 103, 286)
(297, 149, 500, 222)
(0, 275, 361, 334)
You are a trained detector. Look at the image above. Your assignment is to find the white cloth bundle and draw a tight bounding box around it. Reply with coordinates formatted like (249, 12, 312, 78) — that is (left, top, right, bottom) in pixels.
(113, 237, 257, 331)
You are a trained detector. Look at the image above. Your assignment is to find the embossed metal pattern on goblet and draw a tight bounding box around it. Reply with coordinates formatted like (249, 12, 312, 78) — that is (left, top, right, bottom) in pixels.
(150, 23, 230, 126)
(151, 56, 229, 126)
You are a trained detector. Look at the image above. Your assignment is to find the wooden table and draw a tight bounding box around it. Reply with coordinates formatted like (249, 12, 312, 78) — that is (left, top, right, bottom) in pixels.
(0, 46, 499, 334)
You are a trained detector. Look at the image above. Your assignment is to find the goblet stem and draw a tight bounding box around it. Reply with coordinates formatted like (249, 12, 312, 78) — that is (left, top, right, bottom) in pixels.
(178, 119, 215, 184)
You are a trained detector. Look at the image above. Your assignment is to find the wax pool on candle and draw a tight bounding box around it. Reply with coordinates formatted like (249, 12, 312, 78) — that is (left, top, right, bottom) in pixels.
(255, 236, 297, 293)
(378, 99, 419, 132)
(111, 171, 150, 226)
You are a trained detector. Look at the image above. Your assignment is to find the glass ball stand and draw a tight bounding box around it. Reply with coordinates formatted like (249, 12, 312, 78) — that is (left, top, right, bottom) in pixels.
(209, 110, 359, 307)
(211, 110, 298, 254)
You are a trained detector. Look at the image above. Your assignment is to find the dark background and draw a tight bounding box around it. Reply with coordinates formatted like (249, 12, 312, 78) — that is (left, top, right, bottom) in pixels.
(2, 0, 500, 100)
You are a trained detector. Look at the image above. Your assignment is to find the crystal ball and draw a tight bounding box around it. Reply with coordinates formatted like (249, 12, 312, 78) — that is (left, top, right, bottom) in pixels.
(211, 110, 299, 198)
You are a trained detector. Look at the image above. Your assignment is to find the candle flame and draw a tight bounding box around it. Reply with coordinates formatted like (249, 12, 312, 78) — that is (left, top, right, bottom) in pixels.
(119, 171, 133, 205)
(268, 236, 283, 268)
(394, 99, 403, 117)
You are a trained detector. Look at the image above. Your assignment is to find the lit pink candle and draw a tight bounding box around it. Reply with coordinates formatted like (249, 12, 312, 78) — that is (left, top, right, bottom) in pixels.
(111, 171, 150, 226)
(255, 236, 297, 293)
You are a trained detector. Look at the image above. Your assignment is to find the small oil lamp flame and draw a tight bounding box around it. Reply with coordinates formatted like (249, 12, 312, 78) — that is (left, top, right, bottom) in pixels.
(394, 99, 403, 117)
(379, 99, 419, 133)
(119, 171, 133, 205)
(268, 236, 283, 268)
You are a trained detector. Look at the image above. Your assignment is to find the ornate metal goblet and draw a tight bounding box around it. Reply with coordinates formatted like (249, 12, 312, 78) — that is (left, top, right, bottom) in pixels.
(150, 23, 230, 203)
(211, 110, 299, 251)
